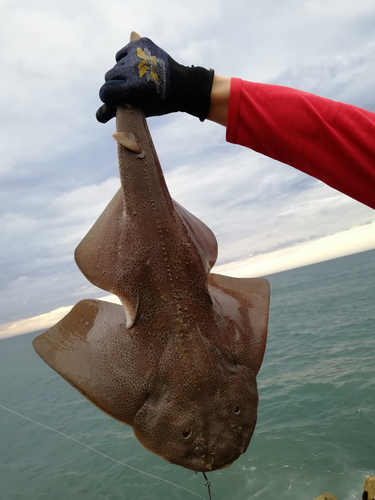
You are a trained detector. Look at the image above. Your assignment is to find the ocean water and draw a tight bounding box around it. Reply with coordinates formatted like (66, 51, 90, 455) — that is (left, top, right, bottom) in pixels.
(1, 249, 374, 500)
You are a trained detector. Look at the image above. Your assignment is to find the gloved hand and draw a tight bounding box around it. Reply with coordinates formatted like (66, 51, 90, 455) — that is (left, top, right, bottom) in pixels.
(96, 37, 215, 123)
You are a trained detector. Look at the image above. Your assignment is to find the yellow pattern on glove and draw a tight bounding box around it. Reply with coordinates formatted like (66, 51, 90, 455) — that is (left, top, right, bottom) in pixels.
(137, 47, 159, 87)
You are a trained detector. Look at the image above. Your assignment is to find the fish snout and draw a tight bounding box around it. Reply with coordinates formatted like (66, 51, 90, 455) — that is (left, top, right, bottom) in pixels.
(188, 417, 254, 472)
(204, 411, 257, 471)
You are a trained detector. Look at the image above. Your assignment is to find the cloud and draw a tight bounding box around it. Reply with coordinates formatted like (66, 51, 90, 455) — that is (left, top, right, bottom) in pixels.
(0, 293, 121, 340)
(302, 0, 375, 20)
(51, 177, 120, 228)
(0, 177, 120, 322)
(163, 148, 374, 263)
(214, 223, 375, 278)
(0, 0, 374, 329)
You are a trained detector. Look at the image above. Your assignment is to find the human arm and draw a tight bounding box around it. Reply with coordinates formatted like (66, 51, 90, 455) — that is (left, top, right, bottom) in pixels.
(206, 75, 230, 126)
(225, 78, 375, 210)
(193, 74, 375, 210)
(97, 37, 375, 210)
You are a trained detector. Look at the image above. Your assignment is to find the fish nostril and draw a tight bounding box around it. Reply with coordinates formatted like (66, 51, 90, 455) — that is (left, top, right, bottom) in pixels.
(234, 406, 241, 414)
(182, 429, 192, 438)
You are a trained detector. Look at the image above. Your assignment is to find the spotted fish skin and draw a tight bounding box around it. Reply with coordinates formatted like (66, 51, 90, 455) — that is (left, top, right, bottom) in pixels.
(33, 104, 270, 472)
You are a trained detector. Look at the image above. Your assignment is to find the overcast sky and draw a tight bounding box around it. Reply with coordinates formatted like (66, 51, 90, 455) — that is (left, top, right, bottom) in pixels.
(1, 0, 375, 337)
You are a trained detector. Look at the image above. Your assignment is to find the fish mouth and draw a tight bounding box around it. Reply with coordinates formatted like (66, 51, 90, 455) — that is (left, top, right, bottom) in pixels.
(203, 458, 234, 472)
(195, 461, 233, 472)
(190, 452, 236, 472)
(168, 449, 236, 472)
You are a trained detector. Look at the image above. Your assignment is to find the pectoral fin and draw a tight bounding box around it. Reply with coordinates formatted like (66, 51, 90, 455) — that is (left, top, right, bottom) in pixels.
(33, 299, 150, 425)
(208, 273, 270, 375)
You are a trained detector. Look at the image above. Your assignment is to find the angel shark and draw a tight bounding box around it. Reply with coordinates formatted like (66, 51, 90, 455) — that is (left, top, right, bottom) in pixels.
(33, 102, 270, 472)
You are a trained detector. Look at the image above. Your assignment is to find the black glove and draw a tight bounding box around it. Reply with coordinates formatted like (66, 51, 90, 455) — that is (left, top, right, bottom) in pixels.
(96, 37, 214, 123)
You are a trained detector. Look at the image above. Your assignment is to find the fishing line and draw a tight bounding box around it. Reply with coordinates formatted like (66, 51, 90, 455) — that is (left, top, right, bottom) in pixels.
(0, 403, 206, 500)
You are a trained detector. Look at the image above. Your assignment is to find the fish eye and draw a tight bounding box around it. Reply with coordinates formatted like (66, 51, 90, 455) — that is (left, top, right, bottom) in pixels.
(182, 429, 192, 438)
(234, 407, 241, 414)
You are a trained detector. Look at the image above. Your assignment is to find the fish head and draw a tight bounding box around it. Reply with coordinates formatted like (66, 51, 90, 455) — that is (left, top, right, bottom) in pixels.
(132, 358, 259, 472)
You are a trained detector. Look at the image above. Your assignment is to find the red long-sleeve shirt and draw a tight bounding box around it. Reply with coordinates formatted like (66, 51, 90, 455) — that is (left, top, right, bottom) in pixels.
(226, 78, 375, 209)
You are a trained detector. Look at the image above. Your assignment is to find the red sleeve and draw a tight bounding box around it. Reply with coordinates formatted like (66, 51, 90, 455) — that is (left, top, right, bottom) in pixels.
(226, 78, 375, 209)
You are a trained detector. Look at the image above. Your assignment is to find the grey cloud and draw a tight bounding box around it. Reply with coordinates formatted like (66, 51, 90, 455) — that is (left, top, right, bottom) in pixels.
(1, 0, 375, 327)
(270, 46, 375, 109)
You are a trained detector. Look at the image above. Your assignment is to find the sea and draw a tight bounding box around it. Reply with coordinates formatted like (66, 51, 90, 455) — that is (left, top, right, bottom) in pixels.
(1, 249, 374, 500)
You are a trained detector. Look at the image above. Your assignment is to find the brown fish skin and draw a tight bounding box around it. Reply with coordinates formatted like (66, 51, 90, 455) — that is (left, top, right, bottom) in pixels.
(33, 104, 270, 472)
